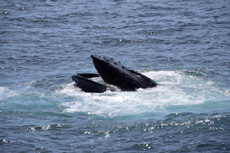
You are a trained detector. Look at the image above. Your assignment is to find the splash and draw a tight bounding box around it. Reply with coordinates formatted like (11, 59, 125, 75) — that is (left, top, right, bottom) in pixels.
(57, 71, 229, 117)
(0, 86, 18, 101)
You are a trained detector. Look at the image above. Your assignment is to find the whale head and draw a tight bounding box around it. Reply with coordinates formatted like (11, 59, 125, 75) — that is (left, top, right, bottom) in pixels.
(91, 55, 157, 91)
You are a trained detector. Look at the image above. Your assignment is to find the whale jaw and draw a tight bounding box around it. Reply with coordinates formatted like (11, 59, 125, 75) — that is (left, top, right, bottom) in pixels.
(91, 55, 157, 91)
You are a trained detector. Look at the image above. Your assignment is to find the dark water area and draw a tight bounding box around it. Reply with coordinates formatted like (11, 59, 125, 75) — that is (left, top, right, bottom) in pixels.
(1, 0, 230, 152)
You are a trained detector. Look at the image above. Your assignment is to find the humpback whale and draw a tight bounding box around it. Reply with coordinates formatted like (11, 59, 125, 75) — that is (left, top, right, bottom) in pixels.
(72, 55, 157, 93)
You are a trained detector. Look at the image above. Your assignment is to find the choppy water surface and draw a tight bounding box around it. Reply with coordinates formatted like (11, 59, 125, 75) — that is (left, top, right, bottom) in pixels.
(1, 0, 230, 152)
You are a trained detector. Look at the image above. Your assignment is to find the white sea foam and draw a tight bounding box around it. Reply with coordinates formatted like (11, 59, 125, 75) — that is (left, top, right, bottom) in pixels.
(57, 71, 228, 117)
(0, 86, 6, 95)
(0, 86, 16, 101)
(0, 81, 45, 103)
(0, 87, 6, 101)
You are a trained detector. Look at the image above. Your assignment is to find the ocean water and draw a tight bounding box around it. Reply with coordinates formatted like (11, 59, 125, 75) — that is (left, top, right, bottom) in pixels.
(1, 0, 230, 152)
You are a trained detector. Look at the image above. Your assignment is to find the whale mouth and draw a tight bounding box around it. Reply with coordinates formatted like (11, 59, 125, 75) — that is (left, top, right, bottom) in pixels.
(72, 55, 157, 92)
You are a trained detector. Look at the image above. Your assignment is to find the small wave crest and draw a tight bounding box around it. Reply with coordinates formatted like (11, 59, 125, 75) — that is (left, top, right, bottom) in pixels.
(56, 71, 229, 117)
(0, 86, 19, 101)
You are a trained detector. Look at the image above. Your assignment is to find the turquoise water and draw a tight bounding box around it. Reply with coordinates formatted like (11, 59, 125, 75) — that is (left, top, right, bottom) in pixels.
(1, 0, 230, 152)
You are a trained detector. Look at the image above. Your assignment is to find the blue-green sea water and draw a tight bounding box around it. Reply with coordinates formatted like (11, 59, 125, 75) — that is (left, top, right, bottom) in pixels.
(1, 0, 230, 152)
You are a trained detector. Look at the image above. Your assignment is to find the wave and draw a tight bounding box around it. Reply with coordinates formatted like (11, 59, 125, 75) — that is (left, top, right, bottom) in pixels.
(57, 71, 230, 117)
